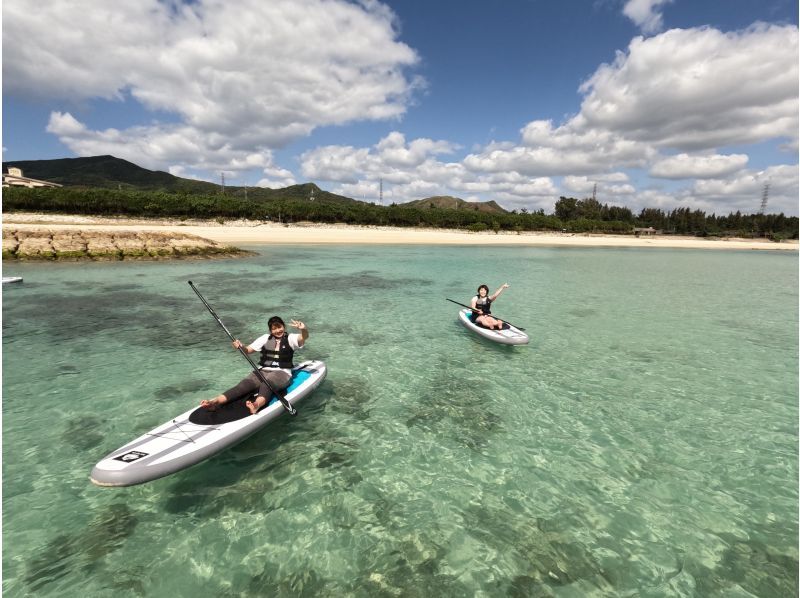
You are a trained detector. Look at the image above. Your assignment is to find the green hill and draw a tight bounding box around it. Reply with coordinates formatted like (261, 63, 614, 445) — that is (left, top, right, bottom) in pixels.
(399, 195, 507, 214)
(2, 155, 362, 205)
(228, 182, 363, 205)
(3, 155, 218, 193)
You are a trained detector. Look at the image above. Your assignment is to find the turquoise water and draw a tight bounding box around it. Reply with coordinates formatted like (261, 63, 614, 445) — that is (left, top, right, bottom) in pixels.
(2, 245, 797, 597)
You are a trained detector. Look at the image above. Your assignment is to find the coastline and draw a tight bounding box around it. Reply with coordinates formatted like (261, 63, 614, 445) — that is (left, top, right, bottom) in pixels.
(3, 212, 797, 251)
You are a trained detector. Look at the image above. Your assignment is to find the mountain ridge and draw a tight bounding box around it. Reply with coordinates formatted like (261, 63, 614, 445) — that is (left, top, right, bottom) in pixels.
(3, 155, 502, 211)
(396, 195, 507, 214)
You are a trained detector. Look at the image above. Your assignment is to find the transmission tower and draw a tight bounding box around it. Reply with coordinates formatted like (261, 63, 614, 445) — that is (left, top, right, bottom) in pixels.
(379, 178, 383, 204)
(758, 183, 769, 214)
(592, 183, 597, 202)
(220, 172, 225, 194)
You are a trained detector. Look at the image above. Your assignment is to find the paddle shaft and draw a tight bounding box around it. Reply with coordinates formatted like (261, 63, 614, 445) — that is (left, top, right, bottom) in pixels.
(188, 281, 297, 416)
(445, 298, 526, 331)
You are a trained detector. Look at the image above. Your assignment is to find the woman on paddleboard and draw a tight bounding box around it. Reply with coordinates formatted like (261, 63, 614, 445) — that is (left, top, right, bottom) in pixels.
(470, 283, 509, 330)
(200, 316, 308, 415)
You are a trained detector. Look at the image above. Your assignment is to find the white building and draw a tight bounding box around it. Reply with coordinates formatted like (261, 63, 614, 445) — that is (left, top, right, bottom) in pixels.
(2, 167, 62, 189)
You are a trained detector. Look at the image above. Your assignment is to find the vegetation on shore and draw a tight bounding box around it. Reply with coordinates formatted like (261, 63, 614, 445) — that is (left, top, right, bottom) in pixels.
(4, 187, 797, 240)
(3, 155, 796, 239)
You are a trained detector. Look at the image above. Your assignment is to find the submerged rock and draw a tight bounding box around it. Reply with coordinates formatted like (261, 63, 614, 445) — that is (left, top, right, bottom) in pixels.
(2, 228, 250, 261)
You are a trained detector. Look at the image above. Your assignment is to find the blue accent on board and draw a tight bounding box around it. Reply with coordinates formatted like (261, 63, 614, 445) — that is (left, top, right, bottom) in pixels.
(267, 369, 312, 406)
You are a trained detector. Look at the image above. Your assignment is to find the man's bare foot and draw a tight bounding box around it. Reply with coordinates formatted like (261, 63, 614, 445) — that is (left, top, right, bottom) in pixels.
(246, 397, 266, 415)
(201, 397, 224, 410)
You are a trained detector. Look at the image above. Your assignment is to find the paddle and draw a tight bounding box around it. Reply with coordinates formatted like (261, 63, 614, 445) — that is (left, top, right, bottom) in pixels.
(189, 281, 298, 416)
(445, 298, 526, 331)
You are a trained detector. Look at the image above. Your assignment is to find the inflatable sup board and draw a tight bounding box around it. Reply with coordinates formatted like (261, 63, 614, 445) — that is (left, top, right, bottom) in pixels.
(458, 308, 529, 345)
(90, 360, 326, 487)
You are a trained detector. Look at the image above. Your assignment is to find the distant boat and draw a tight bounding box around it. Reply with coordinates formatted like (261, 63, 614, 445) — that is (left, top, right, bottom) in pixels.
(2, 277, 23, 284)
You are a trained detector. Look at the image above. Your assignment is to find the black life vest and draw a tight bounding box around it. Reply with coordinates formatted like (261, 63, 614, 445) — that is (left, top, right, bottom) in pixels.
(259, 334, 294, 369)
(473, 295, 492, 317)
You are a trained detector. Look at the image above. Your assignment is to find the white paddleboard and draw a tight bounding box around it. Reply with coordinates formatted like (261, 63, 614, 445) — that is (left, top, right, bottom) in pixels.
(458, 308, 529, 345)
(90, 360, 327, 487)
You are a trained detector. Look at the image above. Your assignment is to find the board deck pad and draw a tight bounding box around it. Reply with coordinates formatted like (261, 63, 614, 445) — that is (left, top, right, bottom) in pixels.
(187, 370, 312, 425)
(188, 397, 255, 425)
(468, 312, 510, 330)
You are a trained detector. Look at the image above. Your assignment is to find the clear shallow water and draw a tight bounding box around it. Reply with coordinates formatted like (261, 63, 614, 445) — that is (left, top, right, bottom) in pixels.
(2, 245, 797, 597)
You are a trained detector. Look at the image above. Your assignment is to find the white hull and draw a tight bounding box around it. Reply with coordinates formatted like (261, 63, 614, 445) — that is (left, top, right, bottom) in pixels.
(90, 360, 327, 487)
(457, 309, 529, 345)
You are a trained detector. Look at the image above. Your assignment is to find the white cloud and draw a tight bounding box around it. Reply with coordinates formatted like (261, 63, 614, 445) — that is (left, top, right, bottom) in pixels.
(7, 0, 420, 170)
(302, 132, 560, 206)
(563, 174, 635, 195)
(3, 1, 169, 101)
(622, 0, 673, 34)
(578, 24, 799, 151)
(462, 119, 656, 176)
(649, 153, 749, 179)
(301, 132, 459, 186)
(689, 164, 798, 214)
(375, 132, 457, 167)
(301, 145, 374, 184)
(256, 163, 297, 188)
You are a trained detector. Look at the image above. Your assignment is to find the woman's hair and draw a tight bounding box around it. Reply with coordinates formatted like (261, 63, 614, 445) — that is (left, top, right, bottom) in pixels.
(267, 316, 285, 330)
(477, 284, 489, 294)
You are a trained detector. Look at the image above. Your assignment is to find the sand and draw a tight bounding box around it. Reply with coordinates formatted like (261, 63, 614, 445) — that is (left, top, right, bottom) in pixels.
(2, 213, 797, 251)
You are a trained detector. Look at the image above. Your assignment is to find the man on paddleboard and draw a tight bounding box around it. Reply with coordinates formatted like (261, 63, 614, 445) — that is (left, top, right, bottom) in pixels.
(200, 316, 308, 415)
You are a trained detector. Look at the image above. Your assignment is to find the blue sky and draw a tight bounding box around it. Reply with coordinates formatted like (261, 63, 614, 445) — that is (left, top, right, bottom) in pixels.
(3, 0, 798, 214)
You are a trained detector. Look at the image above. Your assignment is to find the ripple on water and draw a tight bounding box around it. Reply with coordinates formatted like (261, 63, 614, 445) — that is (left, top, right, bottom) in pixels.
(2, 246, 796, 596)
(24, 504, 138, 593)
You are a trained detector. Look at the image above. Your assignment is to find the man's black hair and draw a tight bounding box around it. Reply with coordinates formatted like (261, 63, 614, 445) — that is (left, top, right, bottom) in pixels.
(268, 316, 285, 329)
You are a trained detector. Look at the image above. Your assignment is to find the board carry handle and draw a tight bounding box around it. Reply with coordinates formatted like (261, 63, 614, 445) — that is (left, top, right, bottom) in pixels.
(189, 281, 297, 416)
(445, 298, 526, 331)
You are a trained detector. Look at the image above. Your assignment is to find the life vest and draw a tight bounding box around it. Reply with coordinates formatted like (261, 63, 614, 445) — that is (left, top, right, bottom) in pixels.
(259, 334, 294, 369)
(473, 295, 492, 317)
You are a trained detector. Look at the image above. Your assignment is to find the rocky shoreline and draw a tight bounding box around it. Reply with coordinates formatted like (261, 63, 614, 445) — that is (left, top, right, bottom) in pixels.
(2, 228, 250, 260)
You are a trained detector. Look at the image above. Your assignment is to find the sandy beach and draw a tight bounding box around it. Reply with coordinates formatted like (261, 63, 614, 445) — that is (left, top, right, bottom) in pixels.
(2, 212, 797, 251)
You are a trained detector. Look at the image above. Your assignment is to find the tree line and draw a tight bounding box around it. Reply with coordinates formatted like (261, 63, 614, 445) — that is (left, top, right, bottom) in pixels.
(3, 187, 797, 239)
(553, 196, 797, 239)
